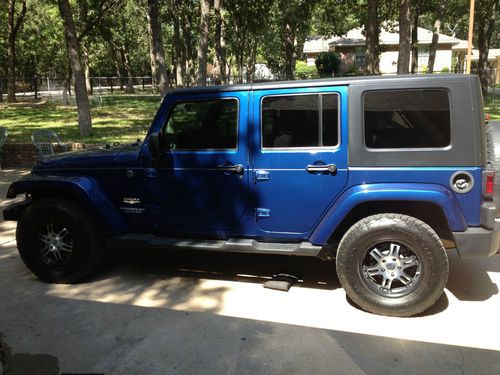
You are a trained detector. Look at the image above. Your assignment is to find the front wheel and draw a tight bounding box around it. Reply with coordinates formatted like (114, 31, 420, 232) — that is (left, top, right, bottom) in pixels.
(16, 198, 105, 283)
(336, 214, 449, 317)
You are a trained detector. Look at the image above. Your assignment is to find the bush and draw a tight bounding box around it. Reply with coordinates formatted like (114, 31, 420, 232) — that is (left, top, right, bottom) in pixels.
(440, 67, 450, 74)
(346, 64, 359, 76)
(295, 61, 319, 79)
(315, 52, 342, 77)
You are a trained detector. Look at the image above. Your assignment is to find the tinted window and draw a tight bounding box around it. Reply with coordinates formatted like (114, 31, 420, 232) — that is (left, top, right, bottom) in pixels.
(262, 94, 339, 148)
(364, 90, 451, 149)
(164, 99, 238, 150)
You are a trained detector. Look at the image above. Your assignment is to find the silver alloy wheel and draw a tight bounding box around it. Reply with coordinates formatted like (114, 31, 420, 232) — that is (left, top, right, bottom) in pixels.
(38, 223, 73, 266)
(361, 241, 421, 297)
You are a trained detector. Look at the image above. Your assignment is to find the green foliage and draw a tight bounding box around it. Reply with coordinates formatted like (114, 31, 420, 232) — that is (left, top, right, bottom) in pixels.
(346, 63, 359, 75)
(484, 96, 500, 121)
(295, 61, 319, 79)
(0, 95, 161, 143)
(440, 67, 450, 73)
(315, 51, 341, 77)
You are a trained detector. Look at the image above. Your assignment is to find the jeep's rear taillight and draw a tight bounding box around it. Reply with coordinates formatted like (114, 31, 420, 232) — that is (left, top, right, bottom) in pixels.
(484, 170, 495, 200)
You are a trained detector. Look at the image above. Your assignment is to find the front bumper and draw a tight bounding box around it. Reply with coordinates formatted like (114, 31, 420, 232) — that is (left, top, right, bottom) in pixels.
(453, 222, 500, 258)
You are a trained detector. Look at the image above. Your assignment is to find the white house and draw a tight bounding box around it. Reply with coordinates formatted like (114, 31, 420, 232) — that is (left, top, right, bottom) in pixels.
(304, 26, 467, 74)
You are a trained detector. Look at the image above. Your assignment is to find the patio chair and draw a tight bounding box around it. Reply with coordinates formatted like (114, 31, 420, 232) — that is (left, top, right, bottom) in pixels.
(31, 129, 68, 157)
(0, 127, 7, 152)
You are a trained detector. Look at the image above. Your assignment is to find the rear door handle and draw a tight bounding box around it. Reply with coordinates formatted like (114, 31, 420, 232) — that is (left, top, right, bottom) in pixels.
(216, 164, 244, 175)
(306, 164, 337, 174)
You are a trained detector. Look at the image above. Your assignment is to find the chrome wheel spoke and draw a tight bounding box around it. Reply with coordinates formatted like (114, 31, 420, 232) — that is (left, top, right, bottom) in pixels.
(365, 264, 383, 277)
(381, 276, 393, 290)
(388, 243, 401, 258)
(52, 250, 63, 261)
(59, 242, 73, 253)
(39, 233, 51, 243)
(397, 272, 413, 286)
(402, 255, 418, 270)
(46, 223, 55, 236)
(369, 248, 384, 262)
(56, 227, 69, 239)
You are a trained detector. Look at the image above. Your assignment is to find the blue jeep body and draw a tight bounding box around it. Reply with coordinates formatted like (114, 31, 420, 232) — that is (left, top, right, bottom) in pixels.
(4, 74, 499, 316)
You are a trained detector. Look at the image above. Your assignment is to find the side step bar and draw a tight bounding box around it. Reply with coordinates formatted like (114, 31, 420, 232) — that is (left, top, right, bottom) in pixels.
(109, 233, 324, 257)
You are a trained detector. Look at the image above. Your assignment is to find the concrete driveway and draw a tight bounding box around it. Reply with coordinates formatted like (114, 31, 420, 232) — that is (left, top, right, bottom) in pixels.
(1, 168, 500, 375)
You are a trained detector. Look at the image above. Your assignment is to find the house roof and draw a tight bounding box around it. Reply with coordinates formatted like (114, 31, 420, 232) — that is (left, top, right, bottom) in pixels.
(304, 26, 466, 53)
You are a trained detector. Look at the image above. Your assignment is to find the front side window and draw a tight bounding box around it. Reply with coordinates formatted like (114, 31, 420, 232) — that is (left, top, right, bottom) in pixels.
(364, 89, 451, 149)
(262, 93, 339, 148)
(163, 99, 238, 150)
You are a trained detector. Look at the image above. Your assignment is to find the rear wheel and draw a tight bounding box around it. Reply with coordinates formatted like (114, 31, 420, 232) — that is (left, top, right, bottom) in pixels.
(336, 214, 449, 317)
(16, 198, 105, 283)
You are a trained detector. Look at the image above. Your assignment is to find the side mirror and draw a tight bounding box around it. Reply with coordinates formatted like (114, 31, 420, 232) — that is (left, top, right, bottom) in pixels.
(148, 132, 161, 159)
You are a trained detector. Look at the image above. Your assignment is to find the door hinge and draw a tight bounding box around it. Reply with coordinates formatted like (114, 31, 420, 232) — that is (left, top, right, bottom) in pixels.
(255, 208, 271, 220)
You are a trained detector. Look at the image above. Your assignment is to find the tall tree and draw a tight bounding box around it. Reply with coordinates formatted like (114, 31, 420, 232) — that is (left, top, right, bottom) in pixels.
(427, 2, 446, 73)
(58, 0, 92, 136)
(146, 0, 169, 95)
(7, 0, 27, 103)
(197, 0, 210, 86)
(213, 0, 227, 84)
(397, 0, 411, 74)
(364, 0, 380, 75)
(172, 0, 185, 86)
(476, 0, 498, 96)
(410, 1, 420, 74)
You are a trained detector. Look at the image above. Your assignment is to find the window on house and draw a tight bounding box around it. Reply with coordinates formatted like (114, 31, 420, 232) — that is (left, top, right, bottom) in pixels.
(364, 89, 451, 149)
(262, 93, 339, 148)
(418, 46, 430, 71)
(163, 99, 238, 150)
(355, 47, 365, 68)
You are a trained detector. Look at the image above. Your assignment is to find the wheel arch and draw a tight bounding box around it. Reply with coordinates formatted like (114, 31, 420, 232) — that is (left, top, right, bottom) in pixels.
(6, 175, 127, 235)
(310, 183, 467, 247)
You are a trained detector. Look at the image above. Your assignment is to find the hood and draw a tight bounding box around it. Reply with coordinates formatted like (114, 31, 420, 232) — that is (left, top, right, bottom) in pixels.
(33, 144, 141, 171)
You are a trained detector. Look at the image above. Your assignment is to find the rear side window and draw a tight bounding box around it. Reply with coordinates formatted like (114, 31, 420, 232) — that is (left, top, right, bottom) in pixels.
(262, 93, 339, 148)
(164, 99, 238, 150)
(364, 89, 451, 149)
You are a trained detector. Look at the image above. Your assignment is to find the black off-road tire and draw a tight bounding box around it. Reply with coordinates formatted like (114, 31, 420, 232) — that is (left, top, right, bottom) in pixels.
(336, 214, 449, 317)
(16, 198, 106, 283)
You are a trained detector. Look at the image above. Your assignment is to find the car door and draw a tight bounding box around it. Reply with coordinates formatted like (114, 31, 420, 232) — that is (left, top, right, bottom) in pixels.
(250, 86, 349, 239)
(145, 91, 250, 238)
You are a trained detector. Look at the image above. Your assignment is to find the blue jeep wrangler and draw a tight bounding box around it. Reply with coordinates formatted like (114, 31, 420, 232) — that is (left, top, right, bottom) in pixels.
(4, 75, 499, 316)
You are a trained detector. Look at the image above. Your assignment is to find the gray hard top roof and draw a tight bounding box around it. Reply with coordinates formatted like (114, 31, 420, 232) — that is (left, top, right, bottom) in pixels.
(171, 74, 475, 95)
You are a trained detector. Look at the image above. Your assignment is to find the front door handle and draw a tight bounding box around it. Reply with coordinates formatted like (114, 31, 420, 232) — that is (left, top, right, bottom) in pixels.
(217, 164, 244, 175)
(306, 164, 337, 174)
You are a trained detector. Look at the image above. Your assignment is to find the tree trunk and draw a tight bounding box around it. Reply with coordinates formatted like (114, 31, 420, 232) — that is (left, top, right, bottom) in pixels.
(121, 17, 135, 93)
(7, 0, 27, 103)
(410, 1, 420, 74)
(58, 0, 92, 136)
(197, 0, 210, 86)
(172, 0, 185, 87)
(364, 0, 380, 75)
(397, 0, 411, 74)
(110, 43, 124, 92)
(476, 0, 497, 97)
(213, 0, 227, 85)
(427, 3, 445, 73)
(283, 21, 296, 79)
(82, 43, 93, 95)
(146, 0, 169, 96)
(181, 9, 195, 86)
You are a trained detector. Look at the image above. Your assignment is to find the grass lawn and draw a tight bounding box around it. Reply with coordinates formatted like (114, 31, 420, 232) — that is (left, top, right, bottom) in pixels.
(0, 95, 161, 144)
(485, 95, 500, 121)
